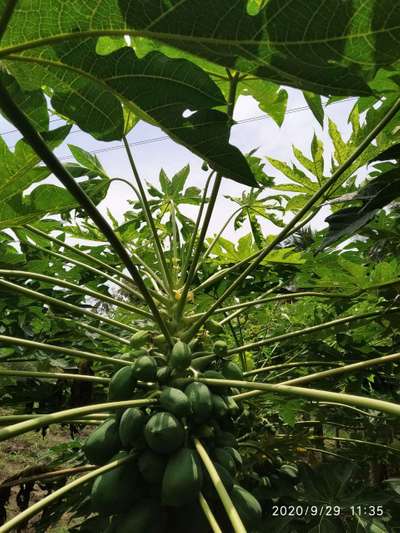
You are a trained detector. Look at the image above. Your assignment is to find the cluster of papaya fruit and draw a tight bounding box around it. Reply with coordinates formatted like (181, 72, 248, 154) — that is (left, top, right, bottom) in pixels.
(83, 331, 262, 532)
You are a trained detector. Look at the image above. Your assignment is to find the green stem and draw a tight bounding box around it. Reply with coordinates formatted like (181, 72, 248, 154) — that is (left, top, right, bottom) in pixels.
(0, 398, 156, 442)
(308, 435, 400, 455)
(0, 369, 109, 383)
(0, 465, 97, 489)
(170, 200, 180, 285)
(25, 224, 139, 287)
(244, 361, 343, 377)
(60, 317, 130, 345)
(315, 402, 382, 418)
(0, 82, 170, 343)
(218, 283, 284, 325)
(22, 238, 153, 307)
(194, 438, 246, 533)
(226, 307, 400, 355)
(197, 378, 400, 417)
(300, 447, 353, 461)
(0, 414, 108, 422)
(0, 334, 129, 367)
(234, 350, 400, 400)
(195, 206, 243, 273)
(185, 96, 400, 339)
(0, 268, 150, 317)
(122, 135, 173, 294)
(108, 180, 168, 296)
(176, 174, 222, 319)
(181, 171, 213, 275)
(199, 493, 223, 533)
(0, 277, 137, 335)
(0, 454, 134, 532)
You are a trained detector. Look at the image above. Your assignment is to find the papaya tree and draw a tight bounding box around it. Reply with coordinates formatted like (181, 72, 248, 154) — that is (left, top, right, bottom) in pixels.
(0, 1, 400, 531)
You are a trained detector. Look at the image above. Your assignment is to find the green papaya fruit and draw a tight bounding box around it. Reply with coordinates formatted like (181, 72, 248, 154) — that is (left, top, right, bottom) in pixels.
(130, 330, 151, 348)
(201, 370, 229, 394)
(213, 447, 236, 474)
(184, 382, 213, 423)
(144, 412, 185, 454)
(162, 448, 203, 506)
(156, 366, 171, 385)
(109, 500, 161, 533)
(160, 387, 191, 417)
(119, 407, 147, 449)
(84, 418, 121, 466)
(231, 484, 262, 529)
(222, 361, 243, 381)
(169, 340, 192, 371)
(215, 430, 237, 447)
(212, 394, 228, 418)
(138, 449, 167, 484)
(203, 462, 233, 501)
(108, 365, 136, 401)
(213, 340, 228, 356)
(135, 355, 158, 382)
(91, 453, 141, 514)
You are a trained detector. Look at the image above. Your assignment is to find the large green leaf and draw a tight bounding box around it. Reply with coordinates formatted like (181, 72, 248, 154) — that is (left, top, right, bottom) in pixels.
(1, 1, 399, 96)
(0, 125, 70, 203)
(5, 40, 256, 186)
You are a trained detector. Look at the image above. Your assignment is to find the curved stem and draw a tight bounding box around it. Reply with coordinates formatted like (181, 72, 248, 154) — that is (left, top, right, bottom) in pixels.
(23, 235, 154, 310)
(316, 402, 382, 418)
(0, 277, 138, 335)
(308, 435, 400, 455)
(0, 465, 97, 489)
(194, 438, 246, 533)
(197, 378, 400, 417)
(60, 317, 130, 345)
(244, 361, 343, 377)
(0, 454, 134, 532)
(181, 171, 213, 275)
(199, 493, 223, 533)
(0, 334, 129, 367)
(122, 135, 173, 294)
(0, 414, 108, 422)
(195, 206, 243, 272)
(226, 307, 400, 355)
(185, 96, 400, 340)
(0, 398, 156, 442)
(0, 268, 147, 317)
(0, 81, 170, 342)
(0, 369, 109, 383)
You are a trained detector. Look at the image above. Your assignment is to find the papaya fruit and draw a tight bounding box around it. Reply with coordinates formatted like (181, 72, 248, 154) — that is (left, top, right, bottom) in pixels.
(162, 448, 203, 506)
(84, 418, 121, 466)
(215, 430, 237, 447)
(213, 447, 237, 475)
(119, 407, 146, 449)
(203, 462, 233, 501)
(90, 453, 141, 514)
(156, 366, 171, 385)
(109, 500, 161, 533)
(160, 387, 191, 417)
(184, 382, 213, 423)
(144, 412, 185, 454)
(231, 484, 262, 529)
(169, 340, 192, 371)
(213, 340, 228, 356)
(202, 370, 229, 394)
(212, 394, 228, 418)
(135, 355, 157, 382)
(138, 449, 167, 484)
(130, 330, 151, 348)
(108, 365, 136, 401)
(222, 361, 243, 381)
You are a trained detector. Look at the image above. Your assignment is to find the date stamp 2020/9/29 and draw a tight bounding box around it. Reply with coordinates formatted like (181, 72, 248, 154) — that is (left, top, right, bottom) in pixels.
(271, 505, 384, 518)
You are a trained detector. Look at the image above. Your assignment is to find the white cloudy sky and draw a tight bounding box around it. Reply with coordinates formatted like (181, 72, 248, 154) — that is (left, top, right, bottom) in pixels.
(1, 87, 357, 241)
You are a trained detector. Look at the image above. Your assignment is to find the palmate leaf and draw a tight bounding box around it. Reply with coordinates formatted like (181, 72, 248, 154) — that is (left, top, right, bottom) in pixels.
(321, 167, 400, 248)
(1, 1, 399, 96)
(5, 39, 256, 186)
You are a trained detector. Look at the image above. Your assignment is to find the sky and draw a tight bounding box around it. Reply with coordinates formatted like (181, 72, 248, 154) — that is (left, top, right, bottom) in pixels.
(0, 87, 357, 242)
